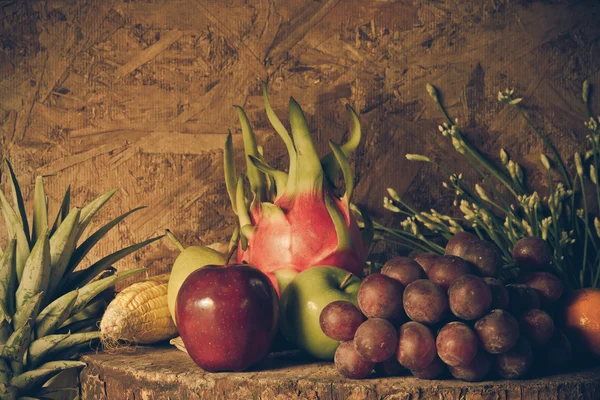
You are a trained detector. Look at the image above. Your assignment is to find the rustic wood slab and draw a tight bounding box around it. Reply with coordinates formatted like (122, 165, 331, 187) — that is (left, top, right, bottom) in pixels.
(80, 346, 600, 399)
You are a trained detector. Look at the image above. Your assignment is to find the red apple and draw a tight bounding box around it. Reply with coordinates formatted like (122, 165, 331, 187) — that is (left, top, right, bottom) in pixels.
(175, 264, 279, 372)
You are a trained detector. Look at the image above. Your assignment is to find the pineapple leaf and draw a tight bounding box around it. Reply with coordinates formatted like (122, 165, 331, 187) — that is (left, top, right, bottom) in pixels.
(41, 332, 100, 359)
(49, 186, 70, 238)
(46, 208, 80, 298)
(75, 188, 118, 243)
(3, 320, 32, 362)
(0, 317, 11, 344)
(59, 299, 105, 328)
(12, 292, 42, 332)
(57, 317, 100, 335)
(35, 290, 78, 338)
(66, 206, 146, 276)
(0, 189, 31, 281)
(68, 235, 163, 289)
(27, 333, 70, 369)
(9, 360, 86, 391)
(31, 177, 49, 247)
(0, 239, 17, 317)
(15, 232, 50, 311)
(4, 160, 31, 246)
(71, 268, 145, 314)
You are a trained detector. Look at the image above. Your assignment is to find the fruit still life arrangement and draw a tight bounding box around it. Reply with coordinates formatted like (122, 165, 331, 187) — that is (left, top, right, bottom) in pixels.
(2, 81, 600, 398)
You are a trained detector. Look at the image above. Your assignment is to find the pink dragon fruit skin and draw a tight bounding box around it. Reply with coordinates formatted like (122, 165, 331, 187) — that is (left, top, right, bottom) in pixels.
(224, 85, 368, 294)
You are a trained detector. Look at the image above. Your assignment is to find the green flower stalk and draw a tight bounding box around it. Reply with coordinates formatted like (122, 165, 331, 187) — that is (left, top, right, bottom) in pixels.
(380, 83, 600, 289)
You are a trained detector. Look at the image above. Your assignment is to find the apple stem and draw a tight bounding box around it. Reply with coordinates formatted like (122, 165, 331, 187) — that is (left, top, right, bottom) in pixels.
(165, 229, 185, 252)
(339, 272, 354, 290)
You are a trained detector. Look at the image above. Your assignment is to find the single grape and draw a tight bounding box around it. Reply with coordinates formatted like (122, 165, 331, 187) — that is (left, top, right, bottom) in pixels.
(474, 309, 520, 354)
(396, 321, 437, 370)
(354, 318, 398, 363)
(461, 240, 501, 277)
(520, 309, 554, 347)
(334, 341, 375, 379)
(375, 357, 406, 377)
(381, 257, 426, 287)
(357, 273, 404, 321)
(512, 237, 552, 269)
(506, 284, 541, 315)
(410, 356, 446, 379)
(484, 277, 510, 310)
(494, 337, 533, 379)
(319, 301, 364, 341)
(448, 275, 492, 320)
(436, 322, 479, 367)
(519, 272, 564, 304)
(445, 231, 479, 258)
(412, 253, 441, 275)
(403, 279, 449, 325)
(428, 256, 471, 290)
(448, 351, 492, 382)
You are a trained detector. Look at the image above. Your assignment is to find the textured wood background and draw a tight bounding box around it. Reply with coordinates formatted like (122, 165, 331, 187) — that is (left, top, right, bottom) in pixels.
(1, 0, 599, 283)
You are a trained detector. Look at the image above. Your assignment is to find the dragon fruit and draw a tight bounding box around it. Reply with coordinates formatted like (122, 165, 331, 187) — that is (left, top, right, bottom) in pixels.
(223, 86, 370, 293)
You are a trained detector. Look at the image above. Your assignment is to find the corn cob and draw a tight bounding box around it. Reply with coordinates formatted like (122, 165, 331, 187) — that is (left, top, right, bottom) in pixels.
(100, 273, 178, 344)
(0, 160, 161, 399)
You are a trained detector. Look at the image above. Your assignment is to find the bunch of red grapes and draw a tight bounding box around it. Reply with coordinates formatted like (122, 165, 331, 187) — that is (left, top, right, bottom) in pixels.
(319, 232, 573, 380)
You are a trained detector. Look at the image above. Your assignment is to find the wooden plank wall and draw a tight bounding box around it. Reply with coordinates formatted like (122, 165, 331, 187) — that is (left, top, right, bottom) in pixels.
(1, 0, 599, 284)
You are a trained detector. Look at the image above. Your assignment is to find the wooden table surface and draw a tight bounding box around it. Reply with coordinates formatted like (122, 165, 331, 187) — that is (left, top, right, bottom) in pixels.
(79, 346, 600, 399)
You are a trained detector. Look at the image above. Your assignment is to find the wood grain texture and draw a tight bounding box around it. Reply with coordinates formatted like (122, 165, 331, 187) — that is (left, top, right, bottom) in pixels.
(1, 0, 599, 284)
(79, 346, 600, 399)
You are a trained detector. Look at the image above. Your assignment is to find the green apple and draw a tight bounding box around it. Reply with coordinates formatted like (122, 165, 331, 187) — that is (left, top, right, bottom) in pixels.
(166, 230, 226, 325)
(279, 266, 361, 360)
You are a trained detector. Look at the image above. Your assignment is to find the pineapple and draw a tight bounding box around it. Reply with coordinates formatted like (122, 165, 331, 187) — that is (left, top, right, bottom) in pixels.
(0, 160, 161, 399)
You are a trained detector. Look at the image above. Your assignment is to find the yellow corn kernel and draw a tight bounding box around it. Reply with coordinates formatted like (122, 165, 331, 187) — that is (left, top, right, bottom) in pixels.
(100, 273, 177, 344)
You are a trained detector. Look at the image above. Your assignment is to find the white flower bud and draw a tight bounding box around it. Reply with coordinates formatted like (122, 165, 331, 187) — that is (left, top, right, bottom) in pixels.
(583, 80, 590, 104)
(475, 184, 490, 202)
(540, 154, 551, 170)
(406, 154, 431, 162)
(386, 187, 402, 202)
(500, 148, 508, 165)
(451, 137, 465, 154)
(575, 153, 584, 176)
(426, 83, 438, 101)
(595, 217, 600, 238)
(509, 98, 523, 105)
(591, 165, 597, 185)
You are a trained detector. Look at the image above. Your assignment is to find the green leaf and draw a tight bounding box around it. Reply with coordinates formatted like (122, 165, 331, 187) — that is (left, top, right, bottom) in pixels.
(68, 235, 163, 288)
(328, 140, 354, 201)
(71, 268, 145, 314)
(3, 320, 32, 363)
(322, 104, 361, 186)
(67, 206, 146, 275)
(235, 106, 266, 208)
(262, 84, 297, 196)
(289, 97, 323, 195)
(10, 360, 86, 391)
(59, 299, 105, 328)
(247, 155, 288, 199)
(4, 160, 30, 246)
(49, 185, 70, 237)
(0, 189, 31, 281)
(46, 208, 81, 298)
(0, 239, 17, 317)
(75, 188, 118, 242)
(35, 290, 78, 338)
(32, 177, 49, 247)
(16, 231, 50, 310)
(12, 292, 42, 332)
(27, 334, 70, 369)
(224, 132, 237, 214)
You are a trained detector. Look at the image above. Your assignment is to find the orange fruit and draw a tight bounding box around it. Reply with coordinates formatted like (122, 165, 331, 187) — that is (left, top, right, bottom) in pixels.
(562, 288, 600, 357)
